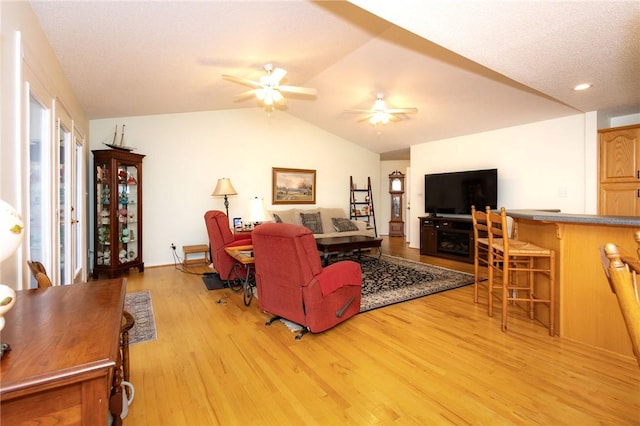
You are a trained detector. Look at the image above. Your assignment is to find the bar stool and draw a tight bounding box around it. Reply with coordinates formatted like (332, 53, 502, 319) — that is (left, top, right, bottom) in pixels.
(486, 207, 556, 336)
(471, 205, 490, 305)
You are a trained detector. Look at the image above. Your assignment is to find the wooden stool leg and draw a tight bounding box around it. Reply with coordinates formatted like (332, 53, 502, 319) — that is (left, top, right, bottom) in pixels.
(548, 251, 556, 336)
(501, 259, 509, 332)
(529, 257, 535, 320)
(474, 253, 479, 303)
(488, 251, 494, 317)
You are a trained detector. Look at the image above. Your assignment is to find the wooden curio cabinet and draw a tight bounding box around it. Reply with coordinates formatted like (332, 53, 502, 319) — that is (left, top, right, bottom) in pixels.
(92, 149, 145, 278)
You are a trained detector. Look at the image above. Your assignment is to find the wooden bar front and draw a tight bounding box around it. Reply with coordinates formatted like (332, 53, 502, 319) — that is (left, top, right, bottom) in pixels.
(509, 210, 639, 359)
(0, 279, 126, 425)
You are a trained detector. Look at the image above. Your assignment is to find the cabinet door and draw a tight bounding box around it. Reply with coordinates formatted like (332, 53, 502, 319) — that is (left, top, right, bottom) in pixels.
(116, 162, 140, 265)
(95, 160, 113, 268)
(599, 183, 640, 216)
(599, 126, 640, 183)
(420, 220, 436, 255)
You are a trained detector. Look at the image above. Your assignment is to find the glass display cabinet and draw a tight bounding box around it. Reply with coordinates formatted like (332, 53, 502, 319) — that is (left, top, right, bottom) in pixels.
(92, 149, 145, 278)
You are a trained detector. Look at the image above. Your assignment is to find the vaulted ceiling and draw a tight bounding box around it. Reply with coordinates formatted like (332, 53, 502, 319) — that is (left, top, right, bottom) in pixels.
(30, 1, 639, 159)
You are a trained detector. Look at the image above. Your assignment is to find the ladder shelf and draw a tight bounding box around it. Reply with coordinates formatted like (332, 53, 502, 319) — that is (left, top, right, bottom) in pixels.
(349, 176, 377, 237)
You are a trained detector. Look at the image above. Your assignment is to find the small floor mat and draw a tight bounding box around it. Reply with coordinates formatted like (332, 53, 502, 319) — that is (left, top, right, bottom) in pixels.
(202, 273, 225, 290)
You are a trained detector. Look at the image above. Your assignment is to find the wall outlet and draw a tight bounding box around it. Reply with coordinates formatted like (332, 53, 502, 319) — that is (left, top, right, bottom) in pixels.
(558, 187, 568, 198)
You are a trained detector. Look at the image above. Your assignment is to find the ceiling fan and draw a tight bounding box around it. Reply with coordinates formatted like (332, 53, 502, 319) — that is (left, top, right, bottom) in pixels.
(346, 93, 418, 126)
(222, 64, 317, 110)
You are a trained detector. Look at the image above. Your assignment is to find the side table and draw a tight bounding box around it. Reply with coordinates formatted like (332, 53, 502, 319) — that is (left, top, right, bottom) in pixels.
(224, 244, 256, 306)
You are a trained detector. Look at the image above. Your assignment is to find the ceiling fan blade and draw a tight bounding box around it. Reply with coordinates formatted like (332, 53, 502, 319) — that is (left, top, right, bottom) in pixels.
(271, 67, 287, 83)
(222, 74, 263, 89)
(278, 85, 317, 96)
(385, 107, 418, 114)
(233, 89, 257, 101)
(344, 109, 374, 114)
(357, 115, 374, 122)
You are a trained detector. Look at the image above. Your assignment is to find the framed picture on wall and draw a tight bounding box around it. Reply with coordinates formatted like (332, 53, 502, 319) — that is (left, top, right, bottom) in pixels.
(272, 167, 316, 205)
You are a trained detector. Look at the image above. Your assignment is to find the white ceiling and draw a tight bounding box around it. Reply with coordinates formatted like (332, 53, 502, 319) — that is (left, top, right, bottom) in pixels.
(30, 0, 640, 160)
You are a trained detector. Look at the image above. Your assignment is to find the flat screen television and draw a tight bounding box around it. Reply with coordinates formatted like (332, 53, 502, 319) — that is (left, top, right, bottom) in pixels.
(424, 168, 498, 215)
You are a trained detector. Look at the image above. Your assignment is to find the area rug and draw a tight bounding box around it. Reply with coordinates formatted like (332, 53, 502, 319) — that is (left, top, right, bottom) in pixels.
(358, 254, 474, 312)
(124, 290, 158, 344)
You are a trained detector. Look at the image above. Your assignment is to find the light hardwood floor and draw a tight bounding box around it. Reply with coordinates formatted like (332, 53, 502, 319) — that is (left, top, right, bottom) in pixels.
(122, 237, 639, 425)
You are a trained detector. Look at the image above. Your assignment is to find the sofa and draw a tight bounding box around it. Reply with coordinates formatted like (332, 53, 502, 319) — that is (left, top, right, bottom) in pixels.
(269, 207, 374, 239)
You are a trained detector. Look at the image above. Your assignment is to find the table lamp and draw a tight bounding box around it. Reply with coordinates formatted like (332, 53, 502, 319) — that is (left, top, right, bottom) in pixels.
(0, 199, 24, 357)
(212, 178, 237, 218)
(247, 196, 270, 227)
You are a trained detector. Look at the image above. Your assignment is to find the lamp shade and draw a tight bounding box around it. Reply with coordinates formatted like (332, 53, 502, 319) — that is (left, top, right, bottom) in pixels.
(0, 200, 24, 263)
(247, 197, 270, 224)
(212, 178, 237, 196)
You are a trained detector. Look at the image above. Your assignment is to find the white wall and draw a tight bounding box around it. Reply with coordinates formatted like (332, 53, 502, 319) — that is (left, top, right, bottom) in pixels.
(90, 109, 380, 267)
(610, 113, 640, 128)
(408, 113, 593, 248)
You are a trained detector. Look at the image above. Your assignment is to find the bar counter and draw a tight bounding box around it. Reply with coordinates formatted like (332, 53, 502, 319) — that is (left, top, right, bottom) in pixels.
(507, 209, 640, 359)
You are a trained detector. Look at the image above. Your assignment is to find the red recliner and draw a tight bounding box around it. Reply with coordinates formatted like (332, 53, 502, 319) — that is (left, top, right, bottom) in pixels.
(252, 223, 362, 339)
(204, 210, 252, 281)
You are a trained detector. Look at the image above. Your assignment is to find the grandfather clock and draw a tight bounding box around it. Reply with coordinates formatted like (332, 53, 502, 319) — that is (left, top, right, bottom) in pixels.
(388, 170, 405, 237)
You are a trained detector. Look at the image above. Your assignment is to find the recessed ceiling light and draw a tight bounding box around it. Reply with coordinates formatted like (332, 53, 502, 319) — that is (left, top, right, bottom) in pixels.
(573, 83, 592, 91)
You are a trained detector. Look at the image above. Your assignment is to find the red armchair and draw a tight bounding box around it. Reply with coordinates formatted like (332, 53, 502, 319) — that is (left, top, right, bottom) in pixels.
(252, 223, 361, 339)
(204, 210, 252, 282)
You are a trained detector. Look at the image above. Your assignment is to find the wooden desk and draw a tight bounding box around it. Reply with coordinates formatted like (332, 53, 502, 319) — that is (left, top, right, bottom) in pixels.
(508, 210, 640, 359)
(0, 279, 126, 425)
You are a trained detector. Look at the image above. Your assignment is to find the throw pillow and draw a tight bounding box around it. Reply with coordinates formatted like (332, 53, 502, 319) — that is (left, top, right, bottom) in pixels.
(300, 212, 323, 234)
(273, 213, 283, 223)
(332, 217, 358, 232)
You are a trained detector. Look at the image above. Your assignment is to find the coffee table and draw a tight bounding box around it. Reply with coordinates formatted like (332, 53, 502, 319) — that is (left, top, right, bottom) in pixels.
(315, 235, 383, 266)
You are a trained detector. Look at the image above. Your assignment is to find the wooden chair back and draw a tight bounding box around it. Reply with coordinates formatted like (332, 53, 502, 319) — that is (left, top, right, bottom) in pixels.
(601, 242, 640, 368)
(34, 272, 52, 288)
(471, 205, 489, 238)
(486, 207, 507, 242)
(27, 261, 52, 288)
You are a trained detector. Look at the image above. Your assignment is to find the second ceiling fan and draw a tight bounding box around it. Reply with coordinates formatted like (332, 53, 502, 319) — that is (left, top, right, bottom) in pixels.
(222, 64, 317, 110)
(346, 93, 418, 125)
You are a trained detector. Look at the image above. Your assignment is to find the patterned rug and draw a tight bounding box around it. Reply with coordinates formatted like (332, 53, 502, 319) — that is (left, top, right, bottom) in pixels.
(124, 290, 158, 344)
(358, 254, 474, 312)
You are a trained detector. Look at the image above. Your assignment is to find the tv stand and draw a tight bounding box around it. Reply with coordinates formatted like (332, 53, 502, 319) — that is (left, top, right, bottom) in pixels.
(419, 216, 476, 263)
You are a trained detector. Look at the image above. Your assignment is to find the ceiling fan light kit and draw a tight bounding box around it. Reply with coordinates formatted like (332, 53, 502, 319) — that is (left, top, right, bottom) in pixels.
(369, 111, 391, 126)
